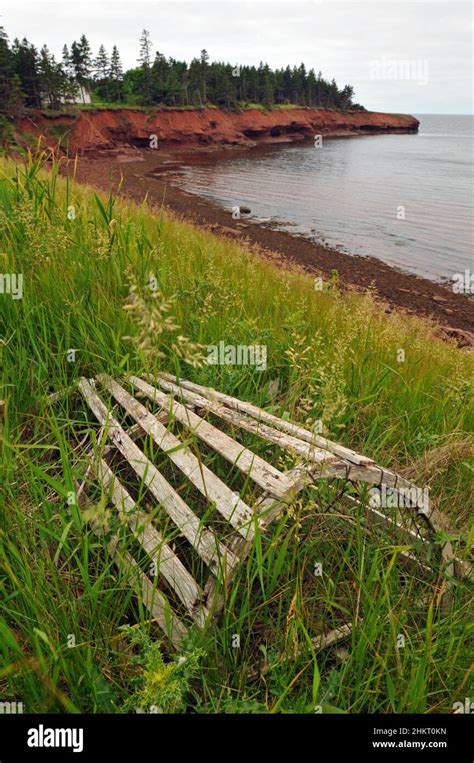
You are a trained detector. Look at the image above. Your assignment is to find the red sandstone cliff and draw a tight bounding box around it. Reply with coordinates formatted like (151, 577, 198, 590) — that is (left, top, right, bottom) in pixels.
(16, 107, 419, 154)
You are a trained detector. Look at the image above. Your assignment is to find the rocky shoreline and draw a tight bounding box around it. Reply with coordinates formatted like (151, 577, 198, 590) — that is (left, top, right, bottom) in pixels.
(24, 106, 471, 346)
(65, 143, 474, 348)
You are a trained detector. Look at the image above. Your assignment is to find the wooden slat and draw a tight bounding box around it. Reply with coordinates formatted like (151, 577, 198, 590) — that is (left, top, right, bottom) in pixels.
(202, 465, 308, 613)
(152, 375, 338, 467)
(159, 373, 375, 466)
(75, 478, 188, 648)
(311, 622, 353, 651)
(99, 375, 255, 540)
(78, 377, 238, 577)
(108, 537, 188, 649)
(93, 456, 208, 626)
(129, 375, 294, 498)
(105, 417, 167, 456)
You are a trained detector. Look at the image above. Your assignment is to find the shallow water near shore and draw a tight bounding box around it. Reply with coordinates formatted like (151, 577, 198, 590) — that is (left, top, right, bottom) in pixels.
(167, 114, 473, 283)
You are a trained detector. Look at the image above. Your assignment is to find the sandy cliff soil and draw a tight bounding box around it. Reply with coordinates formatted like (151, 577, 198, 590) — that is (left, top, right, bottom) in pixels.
(17, 106, 419, 153)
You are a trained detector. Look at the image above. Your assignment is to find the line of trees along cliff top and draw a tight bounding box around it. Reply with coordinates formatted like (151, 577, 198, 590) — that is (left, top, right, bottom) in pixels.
(0, 26, 366, 117)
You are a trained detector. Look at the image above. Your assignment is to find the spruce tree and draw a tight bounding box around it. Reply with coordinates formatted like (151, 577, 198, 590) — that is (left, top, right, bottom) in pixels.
(0, 26, 12, 115)
(62, 44, 71, 76)
(109, 45, 123, 102)
(7, 73, 25, 116)
(12, 38, 41, 108)
(200, 49, 209, 103)
(70, 35, 92, 102)
(78, 34, 92, 82)
(94, 44, 110, 100)
(138, 29, 153, 104)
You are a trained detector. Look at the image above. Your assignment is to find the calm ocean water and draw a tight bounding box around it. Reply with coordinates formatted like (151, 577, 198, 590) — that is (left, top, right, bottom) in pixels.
(172, 114, 473, 282)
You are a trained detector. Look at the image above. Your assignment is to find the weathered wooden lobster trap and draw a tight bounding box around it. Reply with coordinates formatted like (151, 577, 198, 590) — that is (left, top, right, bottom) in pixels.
(72, 372, 469, 650)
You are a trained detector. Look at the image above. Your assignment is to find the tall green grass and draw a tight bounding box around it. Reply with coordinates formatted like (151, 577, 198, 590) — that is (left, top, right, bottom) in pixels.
(0, 151, 472, 714)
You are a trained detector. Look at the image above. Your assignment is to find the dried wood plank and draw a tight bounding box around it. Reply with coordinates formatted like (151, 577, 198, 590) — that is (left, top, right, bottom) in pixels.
(108, 537, 188, 648)
(75, 478, 188, 648)
(47, 384, 76, 404)
(311, 622, 353, 651)
(78, 377, 238, 577)
(99, 375, 255, 540)
(343, 464, 433, 501)
(129, 375, 294, 498)
(159, 373, 374, 466)
(248, 621, 353, 677)
(152, 375, 338, 467)
(93, 456, 208, 625)
(78, 420, 152, 513)
(305, 459, 429, 501)
(202, 466, 307, 612)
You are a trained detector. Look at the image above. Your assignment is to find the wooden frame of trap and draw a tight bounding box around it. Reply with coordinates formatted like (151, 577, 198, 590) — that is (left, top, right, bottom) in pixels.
(71, 372, 469, 650)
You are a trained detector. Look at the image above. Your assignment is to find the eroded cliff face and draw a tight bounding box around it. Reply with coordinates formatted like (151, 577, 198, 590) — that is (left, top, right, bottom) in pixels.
(17, 107, 419, 153)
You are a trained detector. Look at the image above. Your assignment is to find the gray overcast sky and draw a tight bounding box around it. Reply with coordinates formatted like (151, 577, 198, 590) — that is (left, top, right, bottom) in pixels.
(1, 0, 472, 113)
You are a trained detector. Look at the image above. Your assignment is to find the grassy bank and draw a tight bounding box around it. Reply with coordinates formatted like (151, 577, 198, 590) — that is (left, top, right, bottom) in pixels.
(0, 152, 472, 714)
